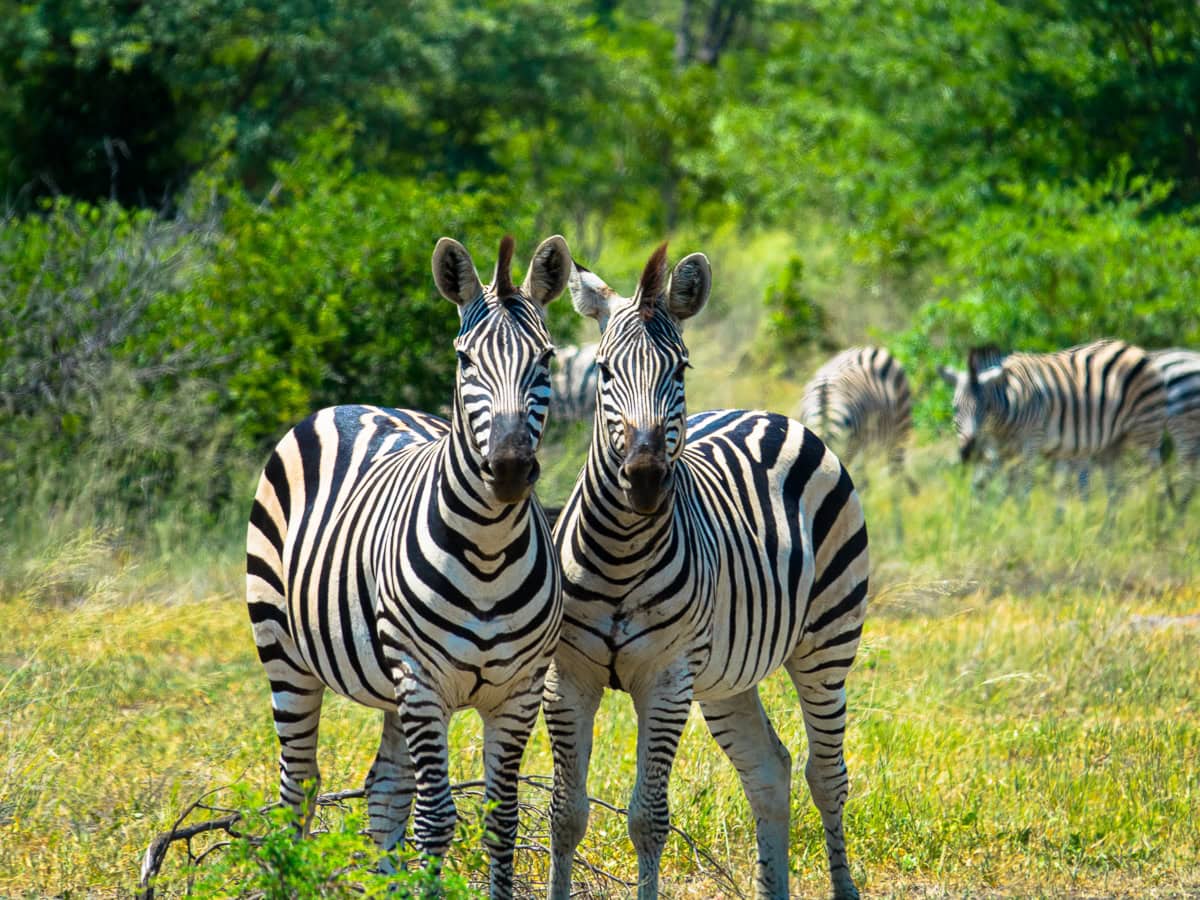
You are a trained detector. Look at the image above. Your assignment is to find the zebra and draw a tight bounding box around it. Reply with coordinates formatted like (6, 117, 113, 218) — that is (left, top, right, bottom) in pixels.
(800, 346, 916, 492)
(1150, 348, 1200, 506)
(937, 340, 1167, 503)
(245, 234, 571, 899)
(549, 341, 600, 423)
(544, 244, 870, 900)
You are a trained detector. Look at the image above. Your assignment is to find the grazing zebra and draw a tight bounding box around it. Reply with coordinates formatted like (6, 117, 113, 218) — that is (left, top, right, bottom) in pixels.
(1151, 348, 1200, 505)
(544, 245, 870, 900)
(549, 341, 600, 423)
(245, 234, 571, 898)
(800, 346, 915, 491)
(937, 340, 1167, 502)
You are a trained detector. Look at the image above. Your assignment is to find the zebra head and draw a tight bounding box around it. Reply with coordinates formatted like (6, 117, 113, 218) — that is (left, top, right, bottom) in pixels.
(938, 347, 1007, 463)
(432, 234, 572, 503)
(568, 243, 712, 515)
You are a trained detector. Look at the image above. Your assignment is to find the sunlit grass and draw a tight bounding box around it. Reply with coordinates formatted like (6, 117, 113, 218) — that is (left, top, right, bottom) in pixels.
(2, 467, 1197, 897)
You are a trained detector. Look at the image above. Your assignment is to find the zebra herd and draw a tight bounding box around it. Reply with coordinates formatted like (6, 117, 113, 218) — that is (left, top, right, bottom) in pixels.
(557, 336, 1200, 507)
(244, 233, 1196, 900)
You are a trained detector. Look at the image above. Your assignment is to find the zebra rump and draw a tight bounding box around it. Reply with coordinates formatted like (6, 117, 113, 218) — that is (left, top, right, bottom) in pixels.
(1150, 348, 1200, 462)
(800, 346, 913, 471)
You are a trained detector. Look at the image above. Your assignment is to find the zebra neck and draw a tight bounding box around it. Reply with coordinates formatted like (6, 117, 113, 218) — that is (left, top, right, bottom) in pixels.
(436, 406, 531, 555)
(577, 435, 676, 557)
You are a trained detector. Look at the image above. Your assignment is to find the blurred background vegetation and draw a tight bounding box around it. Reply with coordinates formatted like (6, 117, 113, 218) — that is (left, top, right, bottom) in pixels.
(2, 0, 1200, 553)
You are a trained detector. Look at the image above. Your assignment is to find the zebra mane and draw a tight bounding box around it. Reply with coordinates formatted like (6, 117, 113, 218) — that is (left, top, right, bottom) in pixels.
(636, 242, 670, 322)
(493, 234, 516, 301)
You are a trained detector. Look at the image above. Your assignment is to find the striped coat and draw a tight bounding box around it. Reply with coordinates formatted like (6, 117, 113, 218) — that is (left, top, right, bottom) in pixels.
(549, 341, 600, 423)
(245, 235, 571, 899)
(800, 346, 913, 482)
(939, 340, 1167, 470)
(1151, 348, 1200, 504)
(544, 246, 869, 900)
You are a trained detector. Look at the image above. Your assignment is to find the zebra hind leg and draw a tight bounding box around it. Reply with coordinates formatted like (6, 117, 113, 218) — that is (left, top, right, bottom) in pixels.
(785, 662, 860, 900)
(544, 662, 604, 900)
(264, 658, 326, 835)
(480, 673, 547, 900)
(365, 711, 415, 867)
(699, 688, 791, 900)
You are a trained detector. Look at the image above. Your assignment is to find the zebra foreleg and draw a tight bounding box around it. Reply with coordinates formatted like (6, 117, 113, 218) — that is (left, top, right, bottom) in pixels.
(397, 678, 457, 866)
(628, 668, 694, 900)
(365, 712, 415, 861)
(785, 663, 859, 900)
(699, 689, 791, 900)
(480, 676, 546, 900)
(543, 661, 604, 900)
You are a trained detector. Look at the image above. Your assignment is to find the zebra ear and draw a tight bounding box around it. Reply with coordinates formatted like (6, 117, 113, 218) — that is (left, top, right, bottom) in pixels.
(977, 366, 1005, 387)
(432, 237, 484, 307)
(938, 365, 962, 387)
(523, 235, 572, 308)
(569, 262, 615, 332)
(667, 252, 711, 324)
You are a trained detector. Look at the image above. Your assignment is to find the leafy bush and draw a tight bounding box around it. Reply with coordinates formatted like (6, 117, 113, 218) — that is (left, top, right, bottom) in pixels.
(757, 254, 834, 369)
(187, 788, 485, 899)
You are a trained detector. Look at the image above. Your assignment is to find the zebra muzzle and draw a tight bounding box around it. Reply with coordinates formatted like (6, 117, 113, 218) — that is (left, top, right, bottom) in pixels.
(485, 414, 539, 504)
(620, 425, 671, 515)
(959, 436, 977, 464)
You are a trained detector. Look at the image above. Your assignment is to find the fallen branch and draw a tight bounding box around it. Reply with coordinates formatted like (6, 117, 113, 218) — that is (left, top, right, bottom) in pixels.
(137, 775, 742, 899)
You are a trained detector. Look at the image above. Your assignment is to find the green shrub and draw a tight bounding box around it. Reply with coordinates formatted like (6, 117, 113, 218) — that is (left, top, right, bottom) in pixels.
(757, 254, 834, 370)
(187, 788, 486, 899)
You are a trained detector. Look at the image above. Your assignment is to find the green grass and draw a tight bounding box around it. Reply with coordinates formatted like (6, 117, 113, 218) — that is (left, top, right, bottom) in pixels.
(2, 470, 1198, 897)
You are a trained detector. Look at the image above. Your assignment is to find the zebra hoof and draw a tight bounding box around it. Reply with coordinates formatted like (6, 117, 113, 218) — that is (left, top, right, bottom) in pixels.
(831, 876, 860, 900)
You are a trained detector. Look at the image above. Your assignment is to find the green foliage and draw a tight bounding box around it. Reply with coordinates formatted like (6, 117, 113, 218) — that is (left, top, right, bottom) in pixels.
(0, 0, 607, 205)
(758, 255, 832, 367)
(185, 786, 485, 899)
(897, 162, 1200, 428)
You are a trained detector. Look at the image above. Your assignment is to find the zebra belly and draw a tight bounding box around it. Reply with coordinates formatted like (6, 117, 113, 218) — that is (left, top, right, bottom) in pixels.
(288, 569, 398, 711)
(693, 576, 813, 700)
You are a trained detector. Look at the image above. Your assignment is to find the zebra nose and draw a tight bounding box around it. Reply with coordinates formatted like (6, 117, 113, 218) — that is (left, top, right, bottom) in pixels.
(621, 424, 670, 514)
(486, 414, 538, 503)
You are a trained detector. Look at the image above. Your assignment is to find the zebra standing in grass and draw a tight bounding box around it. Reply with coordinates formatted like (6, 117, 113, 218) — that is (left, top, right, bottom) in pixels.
(800, 346, 915, 491)
(544, 245, 870, 900)
(1151, 348, 1200, 505)
(937, 340, 1167, 502)
(245, 235, 571, 899)
(549, 342, 600, 424)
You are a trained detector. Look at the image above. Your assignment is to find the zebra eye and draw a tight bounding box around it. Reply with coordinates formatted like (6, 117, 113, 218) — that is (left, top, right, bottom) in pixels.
(456, 350, 475, 371)
(673, 359, 691, 379)
(597, 359, 613, 381)
(537, 347, 556, 368)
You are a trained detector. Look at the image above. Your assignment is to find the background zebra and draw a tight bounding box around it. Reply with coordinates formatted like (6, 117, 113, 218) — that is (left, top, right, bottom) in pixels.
(244, 234, 570, 899)
(1151, 347, 1200, 506)
(544, 246, 870, 900)
(937, 339, 1167, 503)
(549, 341, 600, 424)
(799, 346, 915, 491)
